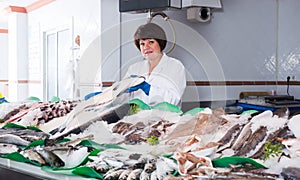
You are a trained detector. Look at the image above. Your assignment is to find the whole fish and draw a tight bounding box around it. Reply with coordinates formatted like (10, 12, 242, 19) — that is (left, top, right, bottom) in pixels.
(144, 162, 156, 173)
(104, 168, 125, 180)
(250, 126, 289, 159)
(20, 149, 46, 165)
(127, 169, 143, 180)
(34, 147, 65, 168)
(0, 134, 30, 146)
(46, 103, 130, 145)
(231, 122, 252, 151)
(140, 170, 151, 180)
(53, 134, 93, 147)
(236, 126, 267, 156)
(118, 169, 131, 180)
(50, 75, 145, 136)
(0, 143, 19, 154)
(0, 128, 49, 141)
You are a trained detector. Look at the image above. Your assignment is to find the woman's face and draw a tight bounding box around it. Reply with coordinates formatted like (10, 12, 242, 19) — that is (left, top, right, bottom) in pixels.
(139, 39, 162, 60)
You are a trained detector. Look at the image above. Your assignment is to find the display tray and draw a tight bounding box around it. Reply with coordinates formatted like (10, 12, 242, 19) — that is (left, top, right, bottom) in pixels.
(0, 158, 83, 180)
(236, 102, 300, 112)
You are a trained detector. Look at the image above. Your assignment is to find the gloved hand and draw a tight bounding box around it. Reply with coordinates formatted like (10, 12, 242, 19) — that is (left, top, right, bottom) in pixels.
(126, 81, 151, 96)
(84, 91, 102, 100)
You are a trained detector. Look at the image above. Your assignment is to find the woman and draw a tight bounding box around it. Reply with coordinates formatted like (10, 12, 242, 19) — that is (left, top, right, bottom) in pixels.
(125, 23, 186, 107)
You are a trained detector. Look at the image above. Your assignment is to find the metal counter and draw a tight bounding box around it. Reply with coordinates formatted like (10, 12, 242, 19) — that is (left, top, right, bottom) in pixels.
(0, 158, 85, 180)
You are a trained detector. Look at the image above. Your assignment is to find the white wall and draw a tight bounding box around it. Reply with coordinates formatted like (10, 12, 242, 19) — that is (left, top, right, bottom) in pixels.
(27, 0, 101, 100)
(113, 0, 300, 102)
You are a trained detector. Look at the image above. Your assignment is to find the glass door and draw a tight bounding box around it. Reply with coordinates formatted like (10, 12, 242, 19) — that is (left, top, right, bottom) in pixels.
(44, 28, 72, 101)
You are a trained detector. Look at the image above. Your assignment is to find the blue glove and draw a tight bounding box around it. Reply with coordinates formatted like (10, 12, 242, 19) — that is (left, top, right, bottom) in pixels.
(84, 91, 102, 100)
(0, 97, 8, 104)
(126, 81, 151, 96)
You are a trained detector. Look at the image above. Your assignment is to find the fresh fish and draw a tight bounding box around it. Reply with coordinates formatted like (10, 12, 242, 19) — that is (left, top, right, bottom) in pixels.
(46, 103, 130, 145)
(174, 152, 212, 175)
(0, 134, 30, 146)
(52, 134, 94, 147)
(118, 169, 131, 180)
(281, 167, 300, 180)
(0, 143, 19, 154)
(129, 156, 147, 169)
(50, 76, 145, 136)
(127, 168, 143, 180)
(231, 122, 252, 151)
(140, 170, 151, 180)
(20, 149, 46, 165)
(0, 128, 49, 141)
(144, 162, 156, 173)
(34, 147, 65, 168)
(250, 126, 289, 159)
(112, 122, 133, 134)
(86, 161, 110, 173)
(155, 157, 177, 179)
(236, 126, 267, 156)
(104, 168, 124, 180)
(103, 158, 124, 169)
(3, 102, 46, 125)
(150, 170, 158, 180)
(218, 123, 241, 145)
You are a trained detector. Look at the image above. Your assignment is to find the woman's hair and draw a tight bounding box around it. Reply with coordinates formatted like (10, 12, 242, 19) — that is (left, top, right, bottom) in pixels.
(134, 23, 167, 51)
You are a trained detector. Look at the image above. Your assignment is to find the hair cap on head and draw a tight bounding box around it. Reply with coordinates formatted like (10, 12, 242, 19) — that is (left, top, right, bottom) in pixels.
(134, 23, 167, 51)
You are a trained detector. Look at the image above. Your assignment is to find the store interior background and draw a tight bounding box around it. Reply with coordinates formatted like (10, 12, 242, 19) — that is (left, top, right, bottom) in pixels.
(0, 0, 300, 109)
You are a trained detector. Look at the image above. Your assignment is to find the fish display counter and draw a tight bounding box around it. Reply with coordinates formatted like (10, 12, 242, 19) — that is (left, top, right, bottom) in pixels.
(0, 77, 299, 179)
(0, 157, 84, 180)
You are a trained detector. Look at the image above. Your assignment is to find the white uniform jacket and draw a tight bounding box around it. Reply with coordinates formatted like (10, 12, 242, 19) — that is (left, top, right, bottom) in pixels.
(125, 53, 186, 106)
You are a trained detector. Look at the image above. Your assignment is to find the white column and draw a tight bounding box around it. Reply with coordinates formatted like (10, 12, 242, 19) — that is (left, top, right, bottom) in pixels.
(7, 7, 29, 101)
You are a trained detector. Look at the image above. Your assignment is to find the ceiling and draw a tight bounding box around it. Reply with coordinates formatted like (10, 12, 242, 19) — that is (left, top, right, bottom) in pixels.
(0, 0, 37, 25)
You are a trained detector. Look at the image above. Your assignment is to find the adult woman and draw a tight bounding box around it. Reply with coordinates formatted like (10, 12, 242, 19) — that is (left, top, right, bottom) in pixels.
(125, 23, 186, 106)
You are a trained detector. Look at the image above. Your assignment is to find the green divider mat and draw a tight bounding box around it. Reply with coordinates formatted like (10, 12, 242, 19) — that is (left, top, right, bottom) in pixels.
(1, 152, 41, 166)
(25, 96, 41, 102)
(129, 99, 183, 113)
(72, 166, 103, 179)
(41, 149, 102, 178)
(2, 123, 42, 132)
(129, 98, 151, 110)
(41, 166, 76, 176)
(182, 107, 205, 116)
(241, 110, 259, 115)
(50, 96, 60, 103)
(212, 156, 266, 168)
(151, 102, 182, 114)
(2, 123, 27, 129)
(25, 139, 45, 150)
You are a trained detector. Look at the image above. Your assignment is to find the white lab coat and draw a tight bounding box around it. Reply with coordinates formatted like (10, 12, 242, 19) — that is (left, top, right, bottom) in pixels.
(64, 45, 80, 100)
(125, 53, 186, 106)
